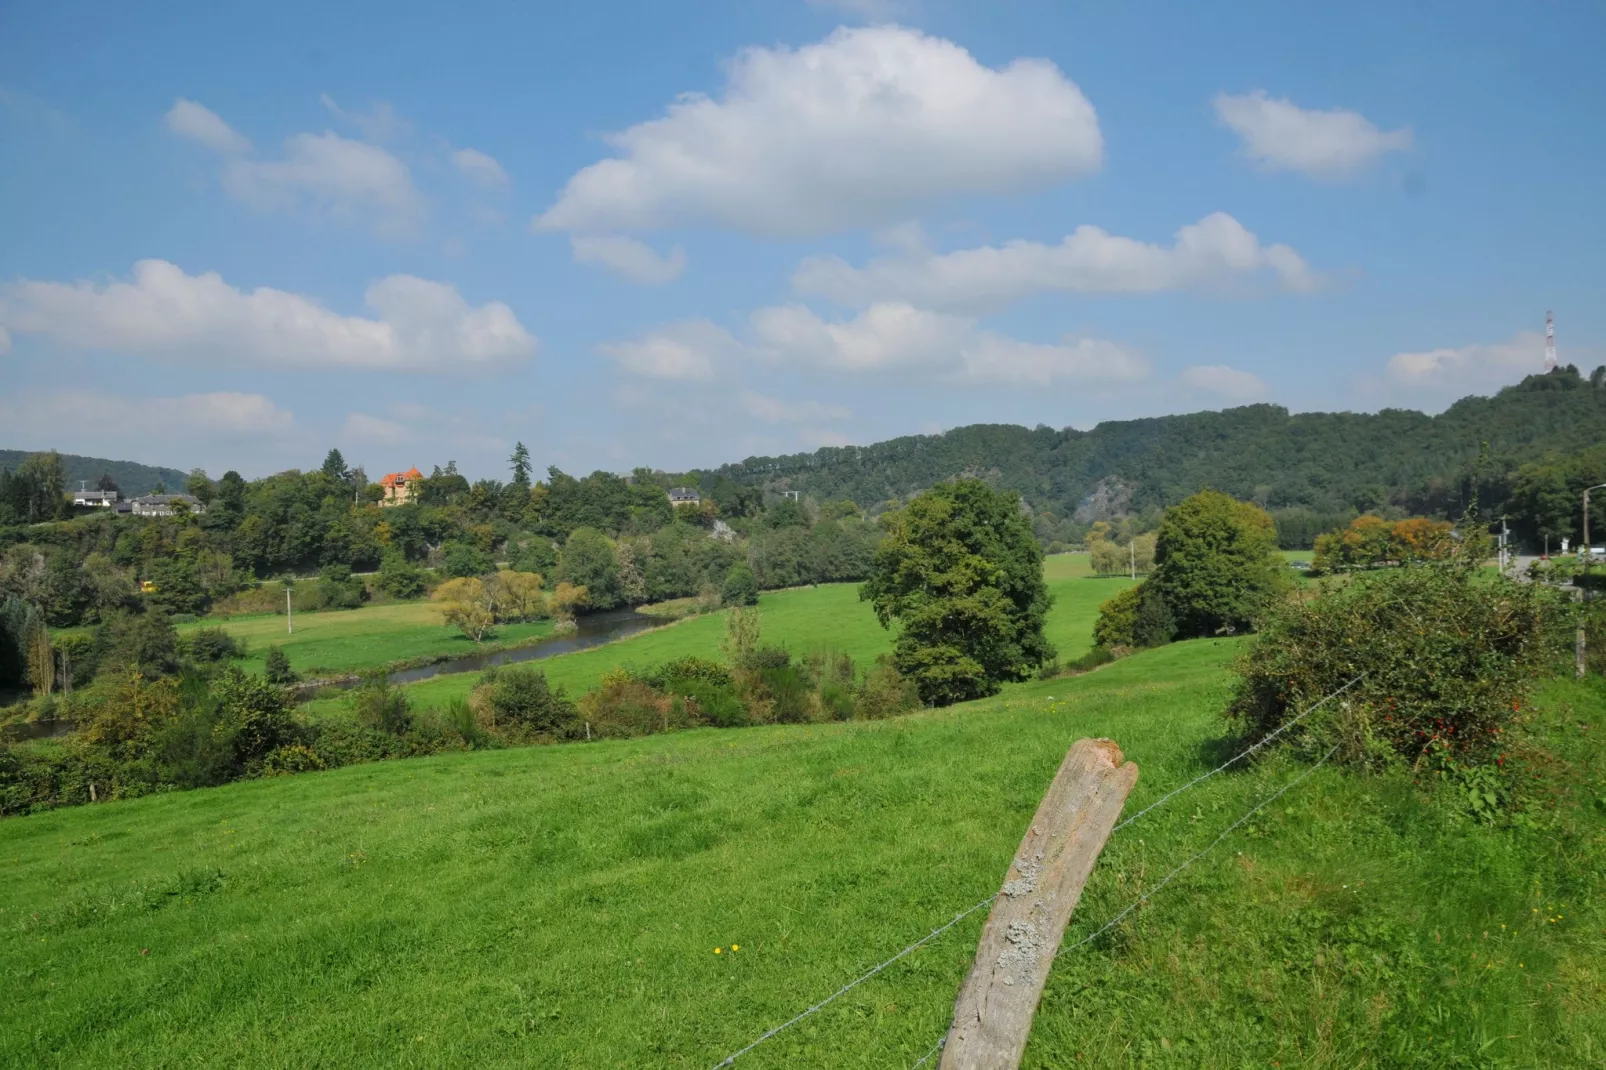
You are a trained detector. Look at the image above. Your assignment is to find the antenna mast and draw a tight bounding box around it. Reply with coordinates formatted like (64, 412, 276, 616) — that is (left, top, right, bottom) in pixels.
(1545, 310, 1557, 371)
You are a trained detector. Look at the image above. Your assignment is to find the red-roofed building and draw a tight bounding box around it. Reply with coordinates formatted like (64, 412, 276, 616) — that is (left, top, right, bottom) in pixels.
(379, 467, 423, 507)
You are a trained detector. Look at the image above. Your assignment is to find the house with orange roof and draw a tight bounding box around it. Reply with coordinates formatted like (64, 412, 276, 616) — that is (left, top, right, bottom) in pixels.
(378, 467, 423, 507)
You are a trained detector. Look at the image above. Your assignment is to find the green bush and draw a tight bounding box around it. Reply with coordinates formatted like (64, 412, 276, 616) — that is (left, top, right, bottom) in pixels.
(377, 554, 427, 599)
(721, 562, 759, 606)
(183, 627, 246, 664)
(1228, 557, 1564, 771)
(854, 656, 920, 719)
(350, 674, 413, 735)
(263, 646, 298, 685)
(678, 679, 748, 727)
(472, 665, 578, 737)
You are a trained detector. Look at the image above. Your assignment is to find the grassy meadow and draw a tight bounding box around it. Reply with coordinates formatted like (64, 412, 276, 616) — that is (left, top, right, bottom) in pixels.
(177, 603, 554, 678)
(302, 554, 1135, 717)
(4, 633, 1603, 1067)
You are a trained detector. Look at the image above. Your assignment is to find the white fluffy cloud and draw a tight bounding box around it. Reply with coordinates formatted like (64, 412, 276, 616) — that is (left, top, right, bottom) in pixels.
(570, 235, 687, 285)
(1214, 91, 1412, 179)
(596, 319, 738, 380)
(165, 98, 252, 154)
(1387, 331, 1544, 389)
(739, 391, 852, 423)
(751, 303, 1148, 385)
(538, 26, 1102, 236)
(0, 259, 536, 371)
(1181, 363, 1268, 401)
(452, 147, 510, 188)
(794, 212, 1315, 313)
(165, 99, 423, 234)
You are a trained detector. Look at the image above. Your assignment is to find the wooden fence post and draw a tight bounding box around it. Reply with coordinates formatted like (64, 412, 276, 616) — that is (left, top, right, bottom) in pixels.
(938, 738, 1138, 1070)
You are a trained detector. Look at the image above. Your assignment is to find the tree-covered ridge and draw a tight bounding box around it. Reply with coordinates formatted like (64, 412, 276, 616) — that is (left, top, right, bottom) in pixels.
(713, 369, 1606, 532)
(0, 450, 187, 498)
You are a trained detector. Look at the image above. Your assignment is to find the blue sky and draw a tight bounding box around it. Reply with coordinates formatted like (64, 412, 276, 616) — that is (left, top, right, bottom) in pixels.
(2, 0, 1603, 482)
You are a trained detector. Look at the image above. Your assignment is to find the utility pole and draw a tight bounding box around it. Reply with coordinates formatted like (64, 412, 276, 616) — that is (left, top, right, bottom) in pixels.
(286, 583, 294, 634)
(1578, 484, 1606, 679)
(1129, 539, 1136, 580)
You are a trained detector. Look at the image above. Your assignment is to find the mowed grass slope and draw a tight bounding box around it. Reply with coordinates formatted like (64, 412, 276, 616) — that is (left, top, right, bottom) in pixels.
(5, 637, 1603, 1067)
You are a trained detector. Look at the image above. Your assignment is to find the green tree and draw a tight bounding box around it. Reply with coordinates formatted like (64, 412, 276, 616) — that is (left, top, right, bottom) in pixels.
(509, 442, 533, 489)
(1147, 490, 1287, 638)
(556, 527, 623, 610)
(860, 478, 1054, 706)
(185, 468, 217, 504)
(13, 450, 68, 522)
(320, 449, 349, 482)
(721, 562, 759, 606)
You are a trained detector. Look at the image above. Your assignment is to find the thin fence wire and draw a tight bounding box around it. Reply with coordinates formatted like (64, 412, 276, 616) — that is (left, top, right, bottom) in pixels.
(909, 1035, 945, 1068)
(709, 676, 1362, 1069)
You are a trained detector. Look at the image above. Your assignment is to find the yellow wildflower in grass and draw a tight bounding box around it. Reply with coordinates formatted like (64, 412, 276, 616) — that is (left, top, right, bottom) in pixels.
(714, 947, 722, 954)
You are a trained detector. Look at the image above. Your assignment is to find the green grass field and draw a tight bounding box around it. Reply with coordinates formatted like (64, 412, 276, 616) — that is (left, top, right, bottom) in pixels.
(177, 603, 553, 678)
(4, 635, 1602, 1067)
(304, 558, 1134, 717)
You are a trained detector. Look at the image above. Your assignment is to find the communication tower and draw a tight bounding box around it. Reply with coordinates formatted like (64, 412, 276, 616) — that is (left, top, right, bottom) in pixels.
(1544, 310, 1557, 371)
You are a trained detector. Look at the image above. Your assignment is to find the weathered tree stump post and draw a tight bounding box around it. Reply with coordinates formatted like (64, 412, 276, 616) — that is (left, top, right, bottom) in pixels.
(938, 738, 1138, 1070)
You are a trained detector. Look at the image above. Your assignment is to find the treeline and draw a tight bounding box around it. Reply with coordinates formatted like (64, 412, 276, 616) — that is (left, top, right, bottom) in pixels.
(715, 367, 1606, 550)
(0, 448, 881, 695)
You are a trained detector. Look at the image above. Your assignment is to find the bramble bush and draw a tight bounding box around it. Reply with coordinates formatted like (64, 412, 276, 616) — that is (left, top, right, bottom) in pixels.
(1227, 549, 1565, 772)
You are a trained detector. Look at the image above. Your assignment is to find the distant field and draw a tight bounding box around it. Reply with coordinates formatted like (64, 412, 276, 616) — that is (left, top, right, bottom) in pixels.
(308, 559, 1133, 716)
(6, 640, 1602, 1067)
(179, 603, 552, 678)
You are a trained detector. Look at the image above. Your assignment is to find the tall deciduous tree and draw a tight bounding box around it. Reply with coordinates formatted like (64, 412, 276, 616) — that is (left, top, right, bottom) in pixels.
(860, 478, 1054, 706)
(1147, 490, 1287, 638)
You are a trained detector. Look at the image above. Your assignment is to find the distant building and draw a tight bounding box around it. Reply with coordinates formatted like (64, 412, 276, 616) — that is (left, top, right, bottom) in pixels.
(668, 487, 701, 508)
(72, 489, 120, 508)
(130, 493, 204, 517)
(379, 467, 424, 507)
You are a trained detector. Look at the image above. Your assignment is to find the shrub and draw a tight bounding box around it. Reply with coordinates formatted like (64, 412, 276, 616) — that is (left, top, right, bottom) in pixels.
(1228, 555, 1564, 771)
(471, 665, 578, 737)
(184, 626, 246, 664)
(721, 562, 759, 606)
(213, 669, 300, 767)
(579, 670, 687, 738)
(760, 665, 814, 723)
(263, 646, 299, 685)
(261, 743, 325, 776)
(350, 674, 413, 735)
(854, 656, 920, 719)
(645, 655, 734, 692)
(377, 554, 427, 599)
(677, 680, 748, 727)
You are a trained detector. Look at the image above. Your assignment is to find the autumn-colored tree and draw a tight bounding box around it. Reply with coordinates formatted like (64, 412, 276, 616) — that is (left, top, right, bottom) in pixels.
(434, 577, 495, 643)
(486, 570, 547, 621)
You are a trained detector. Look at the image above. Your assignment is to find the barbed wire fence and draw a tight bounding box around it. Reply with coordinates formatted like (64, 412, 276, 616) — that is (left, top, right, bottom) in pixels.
(709, 675, 1364, 1070)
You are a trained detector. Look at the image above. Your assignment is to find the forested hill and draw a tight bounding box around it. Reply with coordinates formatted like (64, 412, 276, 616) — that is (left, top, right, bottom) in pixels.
(0, 450, 188, 497)
(715, 369, 1606, 522)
